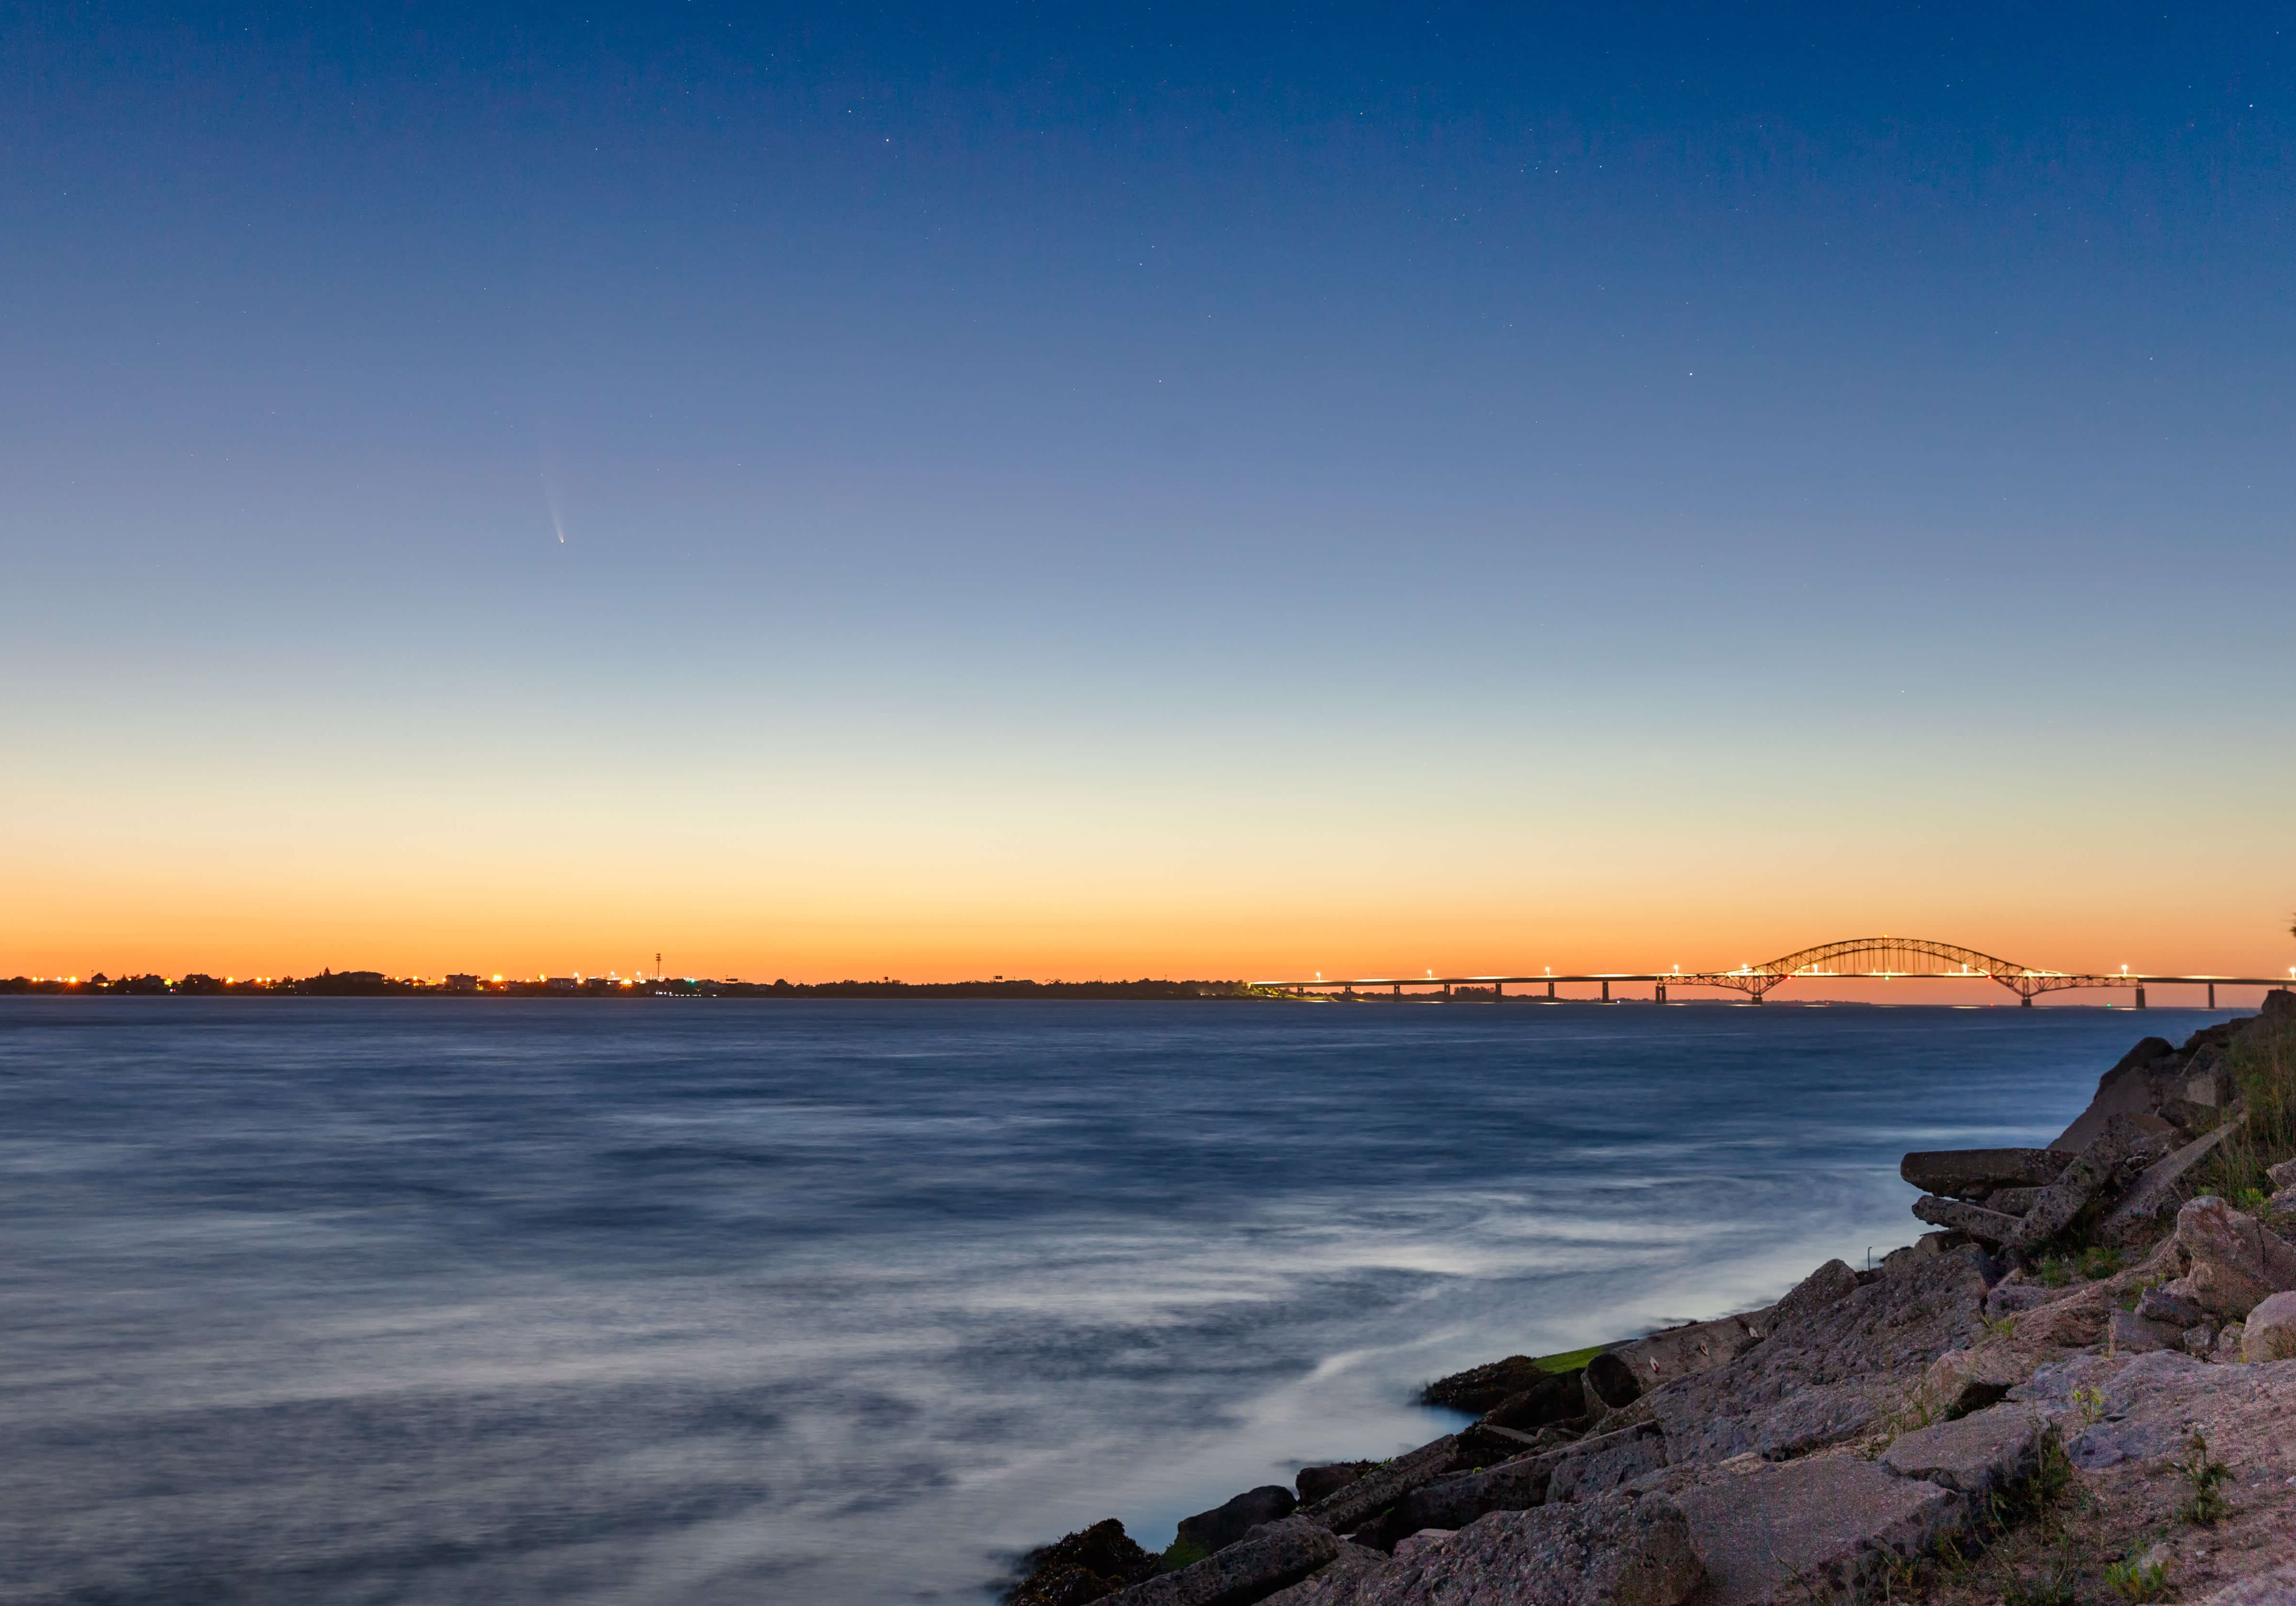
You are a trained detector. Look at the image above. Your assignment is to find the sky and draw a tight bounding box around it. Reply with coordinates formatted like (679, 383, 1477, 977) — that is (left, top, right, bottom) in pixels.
(3, 2, 2293, 984)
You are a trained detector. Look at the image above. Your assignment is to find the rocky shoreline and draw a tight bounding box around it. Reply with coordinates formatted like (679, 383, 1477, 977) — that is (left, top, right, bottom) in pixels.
(1007, 991, 2296, 1606)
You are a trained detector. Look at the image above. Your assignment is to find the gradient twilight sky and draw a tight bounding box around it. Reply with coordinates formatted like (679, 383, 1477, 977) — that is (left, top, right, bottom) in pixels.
(3, 2, 2293, 983)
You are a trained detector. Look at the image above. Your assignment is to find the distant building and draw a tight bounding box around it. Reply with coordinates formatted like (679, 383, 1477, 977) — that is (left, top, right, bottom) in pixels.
(445, 974, 479, 992)
(546, 977, 579, 991)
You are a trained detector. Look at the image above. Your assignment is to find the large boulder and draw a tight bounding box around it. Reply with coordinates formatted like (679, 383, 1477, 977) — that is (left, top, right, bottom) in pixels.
(1383, 1423, 1661, 1541)
(2102, 1121, 2247, 1243)
(1388, 1453, 1554, 1538)
(1177, 1487, 1299, 1558)
(1296, 1463, 1377, 1506)
(1919, 1346, 2026, 1418)
(1483, 1371, 1593, 1431)
(1674, 1458, 1964, 1606)
(1880, 1404, 2048, 1498)
(1010, 1518, 1159, 1606)
(2108, 1309, 2186, 1354)
(1913, 1195, 2021, 1247)
(2050, 1037, 2178, 1152)
(1771, 1259, 1861, 1324)
(1108, 1516, 1340, 1606)
(1420, 1356, 1553, 1415)
(1616, 1247, 1990, 1465)
(2241, 1290, 2296, 1363)
(1605, 1312, 1771, 1397)
(2006, 1124, 2137, 1254)
(1585, 1351, 1643, 1410)
(2175, 1197, 2296, 1318)
(1298, 1438, 1460, 1534)
(2009, 1284, 2110, 1351)
(1269, 1491, 1704, 1606)
(1545, 1431, 1666, 1505)
(2136, 1284, 2207, 1327)
(1900, 1148, 2070, 1198)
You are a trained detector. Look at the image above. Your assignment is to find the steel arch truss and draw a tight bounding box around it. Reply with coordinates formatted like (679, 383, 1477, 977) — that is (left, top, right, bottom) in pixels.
(1674, 936, 2114, 1002)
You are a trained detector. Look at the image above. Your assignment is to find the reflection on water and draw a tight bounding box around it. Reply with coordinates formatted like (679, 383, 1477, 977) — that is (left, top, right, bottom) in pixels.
(0, 999, 2220, 1603)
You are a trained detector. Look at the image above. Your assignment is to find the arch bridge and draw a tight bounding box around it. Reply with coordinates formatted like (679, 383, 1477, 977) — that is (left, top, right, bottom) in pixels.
(1256, 937, 2289, 1008)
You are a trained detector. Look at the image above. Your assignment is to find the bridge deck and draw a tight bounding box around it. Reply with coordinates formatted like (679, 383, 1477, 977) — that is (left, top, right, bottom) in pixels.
(1254, 972, 2289, 988)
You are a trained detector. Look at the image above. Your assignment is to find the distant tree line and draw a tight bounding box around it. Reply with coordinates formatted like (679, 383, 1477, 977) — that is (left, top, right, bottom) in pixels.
(0, 971, 1263, 1000)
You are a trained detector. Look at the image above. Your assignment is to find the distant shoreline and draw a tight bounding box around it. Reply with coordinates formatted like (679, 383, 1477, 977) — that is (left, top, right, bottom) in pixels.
(0, 975, 2233, 1007)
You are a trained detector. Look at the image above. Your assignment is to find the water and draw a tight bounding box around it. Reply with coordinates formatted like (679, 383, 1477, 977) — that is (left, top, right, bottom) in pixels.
(0, 997, 2230, 1605)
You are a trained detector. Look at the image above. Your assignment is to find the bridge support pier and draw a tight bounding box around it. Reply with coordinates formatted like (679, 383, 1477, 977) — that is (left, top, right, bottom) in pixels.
(2208, 983, 2216, 1009)
(2021, 995, 2032, 1007)
(1601, 980, 1610, 1002)
(1655, 983, 1666, 1003)
(1392, 983, 1400, 997)
(1547, 981, 1554, 999)
(2136, 986, 2146, 1009)
(1494, 981, 1502, 999)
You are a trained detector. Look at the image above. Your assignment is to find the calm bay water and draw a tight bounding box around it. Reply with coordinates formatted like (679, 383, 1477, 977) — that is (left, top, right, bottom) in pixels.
(0, 997, 2231, 1605)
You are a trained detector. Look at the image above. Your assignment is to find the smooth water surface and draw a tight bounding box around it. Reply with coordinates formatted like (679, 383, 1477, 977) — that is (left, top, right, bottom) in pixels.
(0, 999, 2230, 1604)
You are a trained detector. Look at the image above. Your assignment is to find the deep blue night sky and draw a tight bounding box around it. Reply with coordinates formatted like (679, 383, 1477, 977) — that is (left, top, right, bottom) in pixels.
(4, 4, 2292, 979)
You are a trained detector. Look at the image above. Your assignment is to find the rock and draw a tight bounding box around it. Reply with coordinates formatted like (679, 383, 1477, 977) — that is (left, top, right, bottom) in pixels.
(1546, 1430, 1667, 1504)
(2191, 1562, 2296, 1606)
(2183, 1322, 2218, 1357)
(1606, 1312, 1770, 1397)
(1674, 1458, 1965, 1606)
(1920, 1347, 2026, 1417)
(1585, 1351, 1643, 1409)
(1281, 1492, 1704, 1606)
(1296, 1463, 1377, 1506)
(1010, 1518, 1159, 1606)
(1109, 1516, 1341, 1606)
(1881, 1404, 2047, 1497)
(1483, 1371, 1592, 1431)
(1986, 1185, 2044, 1216)
(1901, 1148, 2071, 1198)
(1630, 1248, 1990, 1465)
(1256, 1543, 1390, 1606)
(1914, 1195, 2022, 1246)
(1454, 1422, 1546, 1465)
(2181, 1053, 2236, 1109)
(1387, 1530, 1452, 1564)
(1178, 1488, 1300, 1558)
(1299, 1438, 1460, 1534)
(2176, 1197, 2296, 1317)
(2213, 1322, 2245, 1362)
(2109, 1309, 2185, 1354)
(1387, 1424, 1660, 1540)
(2007, 1126, 2131, 1255)
(2266, 988, 2296, 1024)
(2241, 1290, 2296, 1362)
(1389, 1453, 1554, 1538)
(2010, 1285, 2110, 1351)
(2270, 1158, 2296, 1191)
(1983, 1282, 2060, 1319)
(2050, 1038, 2177, 1153)
(2267, 1193, 2296, 1236)
(2136, 1284, 2207, 1327)
(1422, 1356, 1564, 1415)
(1772, 1260, 1861, 1324)
(2100, 1121, 2247, 1244)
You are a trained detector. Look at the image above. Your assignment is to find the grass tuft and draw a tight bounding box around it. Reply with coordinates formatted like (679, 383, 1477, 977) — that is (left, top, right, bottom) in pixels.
(2197, 1012, 2296, 1201)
